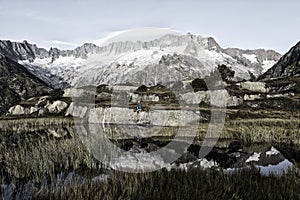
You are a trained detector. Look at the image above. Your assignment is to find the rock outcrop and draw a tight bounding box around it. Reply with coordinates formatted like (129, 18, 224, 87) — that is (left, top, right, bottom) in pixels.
(86, 107, 201, 126)
(8, 105, 26, 115)
(46, 100, 68, 114)
(0, 53, 51, 114)
(240, 81, 269, 93)
(179, 90, 238, 107)
(0, 40, 47, 62)
(260, 41, 300, 79)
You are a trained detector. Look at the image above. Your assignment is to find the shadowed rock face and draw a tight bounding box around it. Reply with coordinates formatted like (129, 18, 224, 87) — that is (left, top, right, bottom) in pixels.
(224, 48, 281, 66)
(0, 40, 48, 62)
(0, 53, 51, 114)
(0, 40, 99, 62)
(260, 41, 300, 80)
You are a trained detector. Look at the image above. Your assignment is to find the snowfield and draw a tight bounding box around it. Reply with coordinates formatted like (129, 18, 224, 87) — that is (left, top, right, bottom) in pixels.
(243, 53, 258, 63)
(262, 59, 277, 73)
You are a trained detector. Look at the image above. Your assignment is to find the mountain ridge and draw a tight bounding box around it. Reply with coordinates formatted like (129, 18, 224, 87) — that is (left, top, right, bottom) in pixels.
(260, 41, 300, 80)
(0, 31, 282, 87)
(0, 34, 281, 63)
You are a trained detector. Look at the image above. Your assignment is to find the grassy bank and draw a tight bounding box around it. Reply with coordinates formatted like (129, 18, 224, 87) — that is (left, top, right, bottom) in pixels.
(0, 130, 100, 183)
(192, 118, 300, 145)
(0, 117, 74, 133)
(1, 119, 300, 199)
(31, 168, 300, 200)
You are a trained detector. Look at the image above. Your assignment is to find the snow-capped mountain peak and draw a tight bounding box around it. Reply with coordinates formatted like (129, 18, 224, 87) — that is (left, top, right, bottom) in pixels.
(0, 29, 282, 88)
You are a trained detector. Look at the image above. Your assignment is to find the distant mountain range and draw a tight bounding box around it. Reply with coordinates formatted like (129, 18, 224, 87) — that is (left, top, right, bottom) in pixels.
(0, 29, 281, 88)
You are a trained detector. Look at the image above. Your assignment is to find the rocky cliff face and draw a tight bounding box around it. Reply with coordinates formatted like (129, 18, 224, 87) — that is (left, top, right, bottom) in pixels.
(0, 40, 70, 89)
(0, 40, 49, 62)
(0, 53, 51, 114)
(260, 41, 300, 80)
(224, 48, 281, 72)
(0, 40, 99, 62)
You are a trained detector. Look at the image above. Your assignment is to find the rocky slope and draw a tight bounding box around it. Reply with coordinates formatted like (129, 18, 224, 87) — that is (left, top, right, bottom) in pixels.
(0, 53, 52, 114)
(260, 41, 300, 80)
(0, 40, 48, 62)
(0, 30, 281, 88)
(0, 40, 70, 88)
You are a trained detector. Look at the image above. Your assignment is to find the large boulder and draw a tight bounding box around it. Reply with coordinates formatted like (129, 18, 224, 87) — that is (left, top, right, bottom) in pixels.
(46, 100, 68, 114)
(179, 90, 236, 107)
(30, 106, 39, 114)
(38, 109, 45, 116)
(88, 107, 201, 126)
(240, 81, 269, 93)
(8, 105, 25, 115)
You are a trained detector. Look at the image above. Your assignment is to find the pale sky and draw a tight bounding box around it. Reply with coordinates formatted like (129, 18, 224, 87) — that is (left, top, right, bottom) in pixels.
(0, 0, 299, 53)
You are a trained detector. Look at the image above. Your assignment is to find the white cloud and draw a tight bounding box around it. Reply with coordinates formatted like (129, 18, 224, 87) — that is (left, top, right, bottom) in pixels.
(92, 27, 182, 46)
(50, 40, 79, 46)
(45, 40, 80, 50)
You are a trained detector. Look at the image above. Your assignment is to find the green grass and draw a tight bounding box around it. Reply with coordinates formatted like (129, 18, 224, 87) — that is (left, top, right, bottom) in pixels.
(224, 118, 300, 144)
(31, 168, 300, 200)
(1, 121, 300, 199)
(0, 129, 99, 183)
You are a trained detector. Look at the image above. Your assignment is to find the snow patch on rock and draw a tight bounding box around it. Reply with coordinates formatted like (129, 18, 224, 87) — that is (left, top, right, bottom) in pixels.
(243, 54, 258, 63)
(266, 147, 280, 156)
(246, 152, 261, 163)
